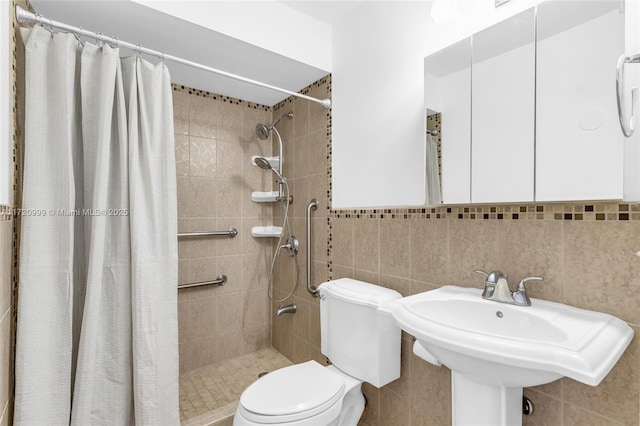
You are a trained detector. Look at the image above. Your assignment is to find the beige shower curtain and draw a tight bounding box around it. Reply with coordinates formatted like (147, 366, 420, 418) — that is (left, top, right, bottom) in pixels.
(14, 26, 179, 425)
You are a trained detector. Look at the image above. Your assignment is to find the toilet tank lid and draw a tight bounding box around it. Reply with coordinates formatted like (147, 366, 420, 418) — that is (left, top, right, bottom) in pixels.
(318, 278, 402, 308)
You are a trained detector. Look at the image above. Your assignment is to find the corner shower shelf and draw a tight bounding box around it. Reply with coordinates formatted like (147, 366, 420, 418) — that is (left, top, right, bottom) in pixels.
(251, 191, 279, 203)
(251, 226, 283, 238)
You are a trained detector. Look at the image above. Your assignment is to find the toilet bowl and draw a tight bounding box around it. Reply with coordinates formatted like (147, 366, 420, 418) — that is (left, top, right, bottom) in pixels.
(234, 278, 402, 426)
(234, 361, 364, 426)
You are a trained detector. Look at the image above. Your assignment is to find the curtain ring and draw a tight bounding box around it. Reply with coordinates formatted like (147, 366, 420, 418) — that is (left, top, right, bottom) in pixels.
(161, 51, 165, 65)
(135, 43, 142, 59)
(95, 31, 104, 48)
(108, 36, 118, 49)
(73, 27, 84, 45)
(34, 13, 42, 27)
(46, 16, 54, 37)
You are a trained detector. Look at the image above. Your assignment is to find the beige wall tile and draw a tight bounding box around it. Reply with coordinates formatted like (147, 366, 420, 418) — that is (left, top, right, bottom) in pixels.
(379, 388, 409, 426)
(522, 389, 561, 426)
(562, 402, 623, 425)
(354, 269, 379, 285)
(497, 220, 564, 303)
(216, 139, 243, 180)
(175, 134, 190, 176)
(179, 336, 219, 372)
(181, 296, 217, 342)
(293, 297, 310, 339)
(216, 179, 242, 219)
(241, 253, 269, 292)
(379, 275, 411, 297)
(189, 96, 217, 139)
(292, 336, 311, 364)
(177, 177, 189, 218)
(354, 218, 379, 273)
(190, 137, 217, 178)
(189, 177, 217, 218)
(243, 290, 269, 329)
(448, 219, 500, 286)
(217, 292, 244, 333)
(293, 98, 310, 139)
(215, 255, 243, 296)
(360, 382, 380, 426)
(184, 217, 218, 259)
(564, 222, 640, 324)
(332, 217, 354, 268)
(172, 90, 190, 135)
(409, 353, 451, 426)
(410, 219, 449, 286)
(190, 257, 219, 285)
(385, 337, 412, 397)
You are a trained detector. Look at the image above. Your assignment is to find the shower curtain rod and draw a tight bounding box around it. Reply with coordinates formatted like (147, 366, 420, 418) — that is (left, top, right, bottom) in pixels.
(14, 5, 332, 109)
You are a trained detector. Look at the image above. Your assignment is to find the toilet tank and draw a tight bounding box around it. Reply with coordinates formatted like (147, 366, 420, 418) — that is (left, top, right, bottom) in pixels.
(318, 278, 402, 388)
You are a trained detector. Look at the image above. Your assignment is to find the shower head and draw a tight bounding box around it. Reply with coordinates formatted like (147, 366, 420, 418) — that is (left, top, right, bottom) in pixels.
(255, 123, 271, 140)
(254, 156, 288, 183)
(255, 112, 293, 140)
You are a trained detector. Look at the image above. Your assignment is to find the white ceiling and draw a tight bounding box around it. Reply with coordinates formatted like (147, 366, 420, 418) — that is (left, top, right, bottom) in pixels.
(29, 0, 332, 107)
(281, 1, 365, 26)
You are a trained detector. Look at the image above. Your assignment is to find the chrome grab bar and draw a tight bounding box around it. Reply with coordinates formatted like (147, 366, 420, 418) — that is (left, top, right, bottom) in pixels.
(306, 199, 319, 297)
(616, 53, 640, 137)
(178, 228, 237, 238)
(178, 274, 227, 289)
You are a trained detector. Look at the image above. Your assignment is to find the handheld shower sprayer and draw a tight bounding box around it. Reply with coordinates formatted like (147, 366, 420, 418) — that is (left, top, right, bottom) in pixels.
(254, 156, 288, 183)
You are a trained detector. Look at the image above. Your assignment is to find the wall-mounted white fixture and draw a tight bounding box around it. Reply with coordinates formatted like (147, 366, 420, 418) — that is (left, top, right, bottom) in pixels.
(616, 53, 640, 137)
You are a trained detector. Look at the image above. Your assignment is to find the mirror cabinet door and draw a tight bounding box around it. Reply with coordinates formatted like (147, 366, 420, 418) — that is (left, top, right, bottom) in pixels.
(536, 1, 625, 201)
(424, 39, 472, 204)
(471, 8, 536, 203)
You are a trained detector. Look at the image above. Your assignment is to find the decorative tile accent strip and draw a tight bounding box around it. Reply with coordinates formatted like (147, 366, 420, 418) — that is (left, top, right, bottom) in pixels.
(171, 84, 271, 111)
(329, 203, 640, 221)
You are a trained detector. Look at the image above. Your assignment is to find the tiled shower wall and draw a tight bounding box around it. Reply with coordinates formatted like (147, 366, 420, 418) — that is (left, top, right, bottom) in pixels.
(272, 76, 640, 425)
(270, 77, 331, 365)
(172, 87, 274, 372)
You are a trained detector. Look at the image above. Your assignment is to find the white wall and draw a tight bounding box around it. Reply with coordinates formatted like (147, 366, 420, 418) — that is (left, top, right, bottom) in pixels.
(332, 1, 427, 208)
(1, 0, 9, 206)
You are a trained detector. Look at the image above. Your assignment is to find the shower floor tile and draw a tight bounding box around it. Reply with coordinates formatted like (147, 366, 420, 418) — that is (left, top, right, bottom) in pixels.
(180, 347, 292, 425)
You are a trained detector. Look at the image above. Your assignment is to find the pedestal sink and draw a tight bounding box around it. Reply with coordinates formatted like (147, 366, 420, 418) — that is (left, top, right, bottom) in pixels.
(379, 285, 634, 426)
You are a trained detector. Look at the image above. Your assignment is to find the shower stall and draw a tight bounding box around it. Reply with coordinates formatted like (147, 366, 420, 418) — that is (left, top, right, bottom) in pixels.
(11, 6, 332, 425)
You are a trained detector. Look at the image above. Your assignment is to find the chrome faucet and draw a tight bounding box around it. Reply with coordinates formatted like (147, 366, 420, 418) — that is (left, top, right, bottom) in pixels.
(474, 270, 543, 306)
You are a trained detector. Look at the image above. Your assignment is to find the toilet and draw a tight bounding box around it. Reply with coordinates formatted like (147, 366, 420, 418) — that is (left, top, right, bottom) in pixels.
(234, 278, 402, 426)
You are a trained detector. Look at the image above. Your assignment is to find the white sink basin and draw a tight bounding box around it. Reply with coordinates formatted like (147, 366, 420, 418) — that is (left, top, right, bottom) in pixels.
(380, 285, 634, 425)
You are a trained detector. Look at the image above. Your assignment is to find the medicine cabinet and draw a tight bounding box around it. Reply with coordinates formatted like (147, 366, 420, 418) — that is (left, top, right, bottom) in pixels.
(425, 0, 633, 205)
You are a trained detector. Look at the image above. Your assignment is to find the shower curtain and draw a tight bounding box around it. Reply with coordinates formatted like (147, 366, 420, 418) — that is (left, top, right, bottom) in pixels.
(14, 26, 179, 425)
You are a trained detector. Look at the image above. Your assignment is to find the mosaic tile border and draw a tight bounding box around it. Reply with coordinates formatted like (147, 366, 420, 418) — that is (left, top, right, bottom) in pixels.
(171, 84, 271, 112)
(329, 202, 640, 221)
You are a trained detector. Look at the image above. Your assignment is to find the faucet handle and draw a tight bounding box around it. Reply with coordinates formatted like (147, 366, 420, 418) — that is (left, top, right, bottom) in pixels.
(516, 276, 544, 291)
(474, 269, 489, 279)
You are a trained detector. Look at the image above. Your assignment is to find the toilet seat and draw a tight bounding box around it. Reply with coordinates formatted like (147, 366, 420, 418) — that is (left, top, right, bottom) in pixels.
(238, 360, 345, 424)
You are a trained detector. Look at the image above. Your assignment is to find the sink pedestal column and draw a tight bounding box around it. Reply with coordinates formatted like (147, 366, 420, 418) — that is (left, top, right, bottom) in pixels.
(452, 372, 522, 426)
